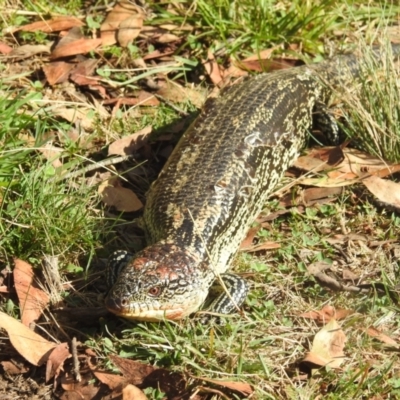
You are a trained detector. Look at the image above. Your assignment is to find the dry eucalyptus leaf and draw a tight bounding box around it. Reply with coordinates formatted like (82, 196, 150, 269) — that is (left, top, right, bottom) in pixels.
(0, 311, 56, 366)
(366, 326, 399, 348)
(14, 259, 50, 327)
(101, 0, 144, 46)
(157, 81, 206, 108)
(362, 175, 400, 209)
(108, 126, 152, 156)
(45, 342, 71, 382)
(14, 17, 84, 33)
(122, 384, 148, 400)
(43, 61, 75, 85)
(99, 179, 143, 212)
(156, 33, 180, 43)
(118, 15, 143, 47)
(8, 44, 51, 59)
(52, 106, 96, 131)
(203, 50, 224, 87)
(300, 305, 354, 324)
(50, 38, 102, 59)
(303, 318, 347, 369)
(92, 370, 125, 390)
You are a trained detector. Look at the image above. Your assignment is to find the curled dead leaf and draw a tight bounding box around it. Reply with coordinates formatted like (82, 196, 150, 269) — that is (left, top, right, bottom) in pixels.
(108, 126, 152, 156)
(43, 62, 75, 86)
(45, 342, 71, 382)
(14, 259, 50, 327)
(8, 44, 51, 59)
(157, 81, 206, 108)
(101, 0, 144, 46)
(362, 175, 400, 210)
(99, 178, 143, 212)
(156, 33, 181, 43)
(92, 370, 125, 390)
(366, 326, 399, 348)
(50, 38, 102, 59)
(302, 318, 347, 369)
(0, 311, 56, 366)
(118, 16, 143, 47)
(203, 51, 224, 87)
(300, 305, 354, 324)
(122, 384, 148, 400)
(109, 355, 155, 385)
(14, 17, 84, 33)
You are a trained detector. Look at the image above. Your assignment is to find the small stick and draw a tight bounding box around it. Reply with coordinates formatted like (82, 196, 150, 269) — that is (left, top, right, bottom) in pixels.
(53, 154, 133, 182)
(72, 337, 81, 382)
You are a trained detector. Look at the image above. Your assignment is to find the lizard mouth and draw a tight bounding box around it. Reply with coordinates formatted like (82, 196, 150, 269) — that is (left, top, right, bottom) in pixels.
(105, 295, 188, 321)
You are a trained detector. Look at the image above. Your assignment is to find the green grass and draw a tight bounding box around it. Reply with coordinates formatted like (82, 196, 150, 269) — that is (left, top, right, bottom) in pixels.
(1, 0, 400, 399)
(339, 43, 400, 162)
(150, 0, 400, 58)
(0, 87, 101, 270)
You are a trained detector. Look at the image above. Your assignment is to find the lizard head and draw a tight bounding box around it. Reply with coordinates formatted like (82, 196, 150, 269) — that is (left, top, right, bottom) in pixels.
(105, 243, 209, 321)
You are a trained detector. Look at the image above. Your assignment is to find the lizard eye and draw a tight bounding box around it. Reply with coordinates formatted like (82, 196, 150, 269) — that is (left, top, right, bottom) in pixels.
(148, 286, 161, 297)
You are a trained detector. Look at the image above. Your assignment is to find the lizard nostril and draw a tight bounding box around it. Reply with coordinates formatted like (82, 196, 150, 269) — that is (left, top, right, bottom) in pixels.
(105, 295, 129, 313)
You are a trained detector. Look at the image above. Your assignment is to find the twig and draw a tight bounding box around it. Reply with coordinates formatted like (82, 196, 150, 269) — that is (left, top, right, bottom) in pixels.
(53, 155, 133, 182)
(154, 93, 189, 117)
(72, 337, 81, 382)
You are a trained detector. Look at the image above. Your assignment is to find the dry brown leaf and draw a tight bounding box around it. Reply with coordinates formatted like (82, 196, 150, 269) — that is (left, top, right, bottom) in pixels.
(61, 373, 103, 399)
(0, 41, 13, 54)
(38, 142, 63, 168)
(50, 38, 102, 59)
(342, 269, 359, 281)
(137, 91, 160, 106)
(157, 81, 206, 108)
(366, 326, 399, 348)
(69, 59, 99, 86)
(224, 63, 249, 79)
(52, 106, 97, 131)
(299, 175, 360, 188)
(118, 15, 143, 47)
(303, 187, 342, 204)
(243, 48, 277, 62)
(45, 342, 71, 382)
(157, 33, 180, 43)
(197, 377, 253, 396)
(242, 241, 281, 253)
(234, 58, 298, 73)
(1, 361, 29, 374)
(43, 62, 75, 85)
(0, 311, 56, 366)
(99, 178, 143, 212)
(299, 147, 399, 188)
(362, 175, 400, 209)
(15, 17, 84, 33)
(123, 384, 148, 400)
(239, 226, 259, 250)
(294, 147, 344, 172)
(8, 44, 51, 59)
(56, 26, 84, 47)
(108, 126, 152, 156)
(300, 305, 354, 324)
(306, 262, 358, 293)
(303, 318, 347, 369)
(101, 0, 144, 46)
(110, 355, 155, 385)
(143, 49, 175, 61)
(92, 370, 125, 390)
(14, 259, 50, 327)
(203, 51, 224, 87)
